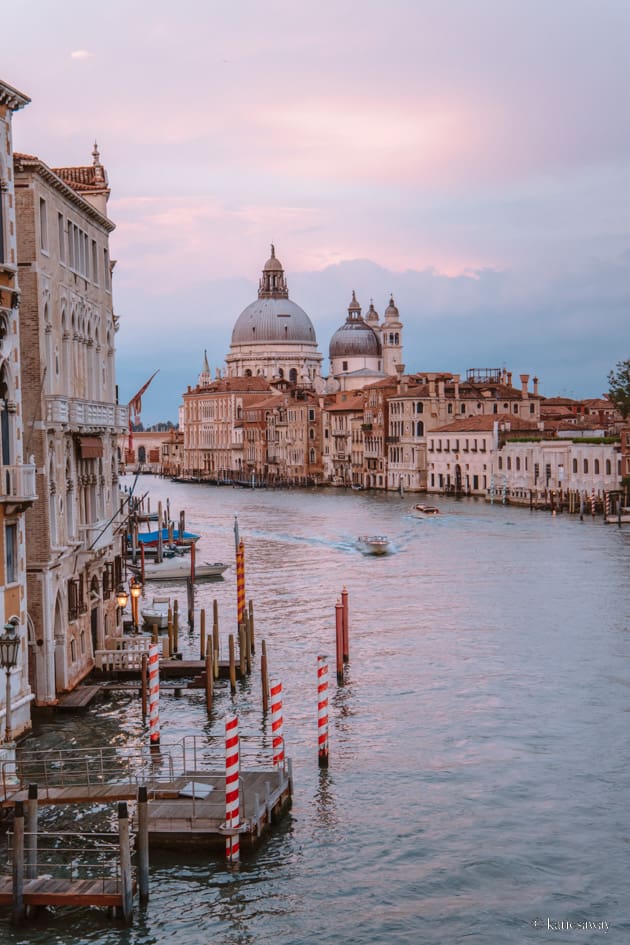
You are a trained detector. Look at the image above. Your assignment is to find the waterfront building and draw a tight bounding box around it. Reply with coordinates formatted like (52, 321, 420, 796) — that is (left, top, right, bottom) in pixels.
(362, 377, 398, 489)
(323, 391, 365, 485)
(427, 415, 539, 495)
(243, 386, 324, 484)
(225, 246, 323, 387)
(14, 145, 127, 703)
(182, 369, 272, 480)
(0, 79, 37, 742)
(160, 428, 184, 478)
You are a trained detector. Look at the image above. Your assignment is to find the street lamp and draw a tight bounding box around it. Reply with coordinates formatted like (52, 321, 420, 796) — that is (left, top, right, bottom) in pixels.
(0, 616, 21, 744)
(116, 585, 129, 610)
(129, 576, 143, 632)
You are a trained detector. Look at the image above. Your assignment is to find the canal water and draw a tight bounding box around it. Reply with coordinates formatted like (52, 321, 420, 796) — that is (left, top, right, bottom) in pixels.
(4, 476, 630, 944)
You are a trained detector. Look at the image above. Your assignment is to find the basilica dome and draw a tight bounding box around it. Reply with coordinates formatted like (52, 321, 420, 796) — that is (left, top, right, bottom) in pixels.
(230, 245, 318, 346)
(329, 291, 381, 358)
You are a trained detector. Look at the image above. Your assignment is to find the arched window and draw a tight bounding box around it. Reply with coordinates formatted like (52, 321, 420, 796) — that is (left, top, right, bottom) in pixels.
(606, 459, 611, 475)
(138, 446, 146, 463)
(416, 421, 424, 436)
(583, 459, 588, 474)
(572, 458, 578, 474)
(289, 368, 298, 384)
(516, 457, 521, 471)
(0, 368, 13, 467)
(309, 428, 315, 440)
(594, 459, 600, 474)
(309, 448, 316, 464)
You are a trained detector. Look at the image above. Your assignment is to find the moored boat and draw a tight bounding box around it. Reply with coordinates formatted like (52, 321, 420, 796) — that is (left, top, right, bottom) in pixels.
(356, 535, 390, 555)
(141, 596, 170, 629)
(130, 528, 201, 547)
(130, 559, 229, 581)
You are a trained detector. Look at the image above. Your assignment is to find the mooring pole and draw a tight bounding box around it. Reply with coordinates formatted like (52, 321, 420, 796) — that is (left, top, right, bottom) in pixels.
(261, 639, 269, 714)
(25, 784, 38, 881)
(206, 641, 213, 713)
(12, 800, 25, 924)
(341, 586, 349, 662)
(118, 802, 133, 922)
(200, 608, 206, 660)
(137, 786, 149, 904)
(248, 599, 255, 654)
(335, 598, 344, 684)
(229, 634, 236, 694)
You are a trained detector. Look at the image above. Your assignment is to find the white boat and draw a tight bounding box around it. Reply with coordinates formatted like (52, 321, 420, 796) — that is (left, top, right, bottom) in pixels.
(410, 504, 440, 517)
(130, 560, 229, 581)
(356, 535, 390, 555)
(141, 597, 170, 629)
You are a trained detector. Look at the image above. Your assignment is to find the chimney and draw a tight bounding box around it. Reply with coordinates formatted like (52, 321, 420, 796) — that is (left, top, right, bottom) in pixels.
(507, 371, 512, 387)
(453, 373, 460, 400)
(428, 378, 436, 398)
(520, 373, 530, 397)
(438, 379, 445, 401)
(533, 376, 539, 396)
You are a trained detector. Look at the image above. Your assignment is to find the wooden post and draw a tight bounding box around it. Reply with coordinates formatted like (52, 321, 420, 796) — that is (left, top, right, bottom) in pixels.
(335, 598, 344, 684)
(248, 599, 255, 654)
(26, 784, 38, 881)
(213, 601, 219, 679)
(141, 653, 148, 721)
(190, 539, 196, 583)
(261, 640, 269, 713)
(151, 624, 158, 646)
(137, 786, 149, 904)
(118, 802, 133, 922)
(238, 622, 247, 676)
(229, 634, 236, 693)
(157, 501, 163, 564)
(205, 641, 213, 713)
(173, 599, 179, 654)
(244, 613, 252, 673)
(341, 586, 349, 662)
(140, 542, 145, 583)
(200, 608, 206, 660)
(12, 800, 25, 924)
(162, 632, 170, 660)
(187, 578, 194, 630)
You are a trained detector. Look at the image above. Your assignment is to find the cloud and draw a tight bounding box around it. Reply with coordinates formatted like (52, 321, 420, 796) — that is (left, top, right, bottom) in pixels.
(70, 49, 94, 60)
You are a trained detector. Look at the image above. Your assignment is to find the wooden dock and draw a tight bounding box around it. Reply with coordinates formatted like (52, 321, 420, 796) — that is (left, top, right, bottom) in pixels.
(0, 875, 135, 909)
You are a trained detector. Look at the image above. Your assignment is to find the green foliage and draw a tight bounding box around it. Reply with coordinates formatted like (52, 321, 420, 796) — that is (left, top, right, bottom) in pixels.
(607, 359, 630, 419)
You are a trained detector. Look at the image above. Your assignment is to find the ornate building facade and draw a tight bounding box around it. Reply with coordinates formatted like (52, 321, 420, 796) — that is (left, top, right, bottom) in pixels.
(0, 79, 37, 743)
(15, 146, 127, 703)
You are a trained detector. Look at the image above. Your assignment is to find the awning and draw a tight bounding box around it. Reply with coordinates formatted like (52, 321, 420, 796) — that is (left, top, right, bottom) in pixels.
(78, 436, 103, 459)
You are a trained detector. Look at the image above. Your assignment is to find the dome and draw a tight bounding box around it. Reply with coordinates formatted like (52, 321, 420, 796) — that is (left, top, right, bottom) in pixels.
(231, 297, 317, 345)
(384, 296, 400, 319)
(329, 319, 381, 358)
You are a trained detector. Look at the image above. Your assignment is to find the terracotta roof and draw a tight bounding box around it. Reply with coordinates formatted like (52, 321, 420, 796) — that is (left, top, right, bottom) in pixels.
(324, 392, 365, 411)
(53, 165, 107, 193)
(431, 414, 539, 434)
(191, 376, 272, 395)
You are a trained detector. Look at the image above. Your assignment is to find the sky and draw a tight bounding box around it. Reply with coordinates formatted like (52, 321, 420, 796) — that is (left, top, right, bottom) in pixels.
(3, 0, 629, 424)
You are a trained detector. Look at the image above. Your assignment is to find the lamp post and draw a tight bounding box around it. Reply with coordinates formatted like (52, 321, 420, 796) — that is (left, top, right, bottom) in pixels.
(129, 577, 143, 633)
(0, 616, 21, 744)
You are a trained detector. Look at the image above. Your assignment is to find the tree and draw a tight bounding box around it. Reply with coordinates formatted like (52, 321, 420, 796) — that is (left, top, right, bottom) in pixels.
(607, 359, 630, 419)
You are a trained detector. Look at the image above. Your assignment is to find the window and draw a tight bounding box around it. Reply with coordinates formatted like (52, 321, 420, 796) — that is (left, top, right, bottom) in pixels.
(573, 459, 578, 473)
(416, 402, 423, 414)
(58, 213, 65, 263)
(516, 457, 521, 471)
(594, 459, 600, 474)
(39, 198, 49, 252)
(606, 459, 611, 475)
(513, 404, 518, 414)
(342, 361, 348, 371)
(67, 221, 74, 268)
(0, 188, 4, 263)
(4, 522, 17, 583)
(308, 408, 315, 421)
(447, 403, 453, 414)
(104, 248, 111, 290)
(583, 459, 589, 474)
(498, 457, 503, 470)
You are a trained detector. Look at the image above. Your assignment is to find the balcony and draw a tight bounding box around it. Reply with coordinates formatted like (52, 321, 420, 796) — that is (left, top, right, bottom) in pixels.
(46, 397, 129, 432)
(80, 520, 114, 555)
(361, 423, 373, 432)
(0, 464, 37, 513)
(385, 436, 399, 444)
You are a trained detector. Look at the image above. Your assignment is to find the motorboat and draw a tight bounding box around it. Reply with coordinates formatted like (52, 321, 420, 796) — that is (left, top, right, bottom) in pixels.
(130, 559, 229, 581)
(356, 535, 390, 555)
(141, 597, 170, 629)
(410, 504, 440, 517)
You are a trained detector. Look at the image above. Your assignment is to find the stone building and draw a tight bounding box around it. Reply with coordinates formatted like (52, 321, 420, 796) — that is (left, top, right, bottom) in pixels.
(0, 79, 37, 743)
(225, 246, 323, 387)
(15, 145, 127, 703)
(182, 369, 272, 480)
(323, 391, 365, 485)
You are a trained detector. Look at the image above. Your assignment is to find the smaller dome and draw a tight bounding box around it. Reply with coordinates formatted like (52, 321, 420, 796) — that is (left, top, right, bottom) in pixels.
(329, 319, 382, 359)
(385, 296, 399, 318)
(263, 244, 283, 271)
(365, 301, 379, 324)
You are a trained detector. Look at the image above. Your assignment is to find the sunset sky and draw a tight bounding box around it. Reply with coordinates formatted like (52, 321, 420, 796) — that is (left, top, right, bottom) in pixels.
(4, 0, 629, 423)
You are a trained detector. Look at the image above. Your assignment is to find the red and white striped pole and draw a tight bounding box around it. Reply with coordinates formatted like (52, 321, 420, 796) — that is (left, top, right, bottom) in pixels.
(148, 643, 160, 745)
(591, 488, 596, 516)
(270, 680, 285, 768)
(317, 656, 329, 768)
(225, 715, 240, 863)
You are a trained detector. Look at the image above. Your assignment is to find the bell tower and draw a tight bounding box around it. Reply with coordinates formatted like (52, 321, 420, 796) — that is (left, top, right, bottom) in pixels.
(381, 296, 404, 375)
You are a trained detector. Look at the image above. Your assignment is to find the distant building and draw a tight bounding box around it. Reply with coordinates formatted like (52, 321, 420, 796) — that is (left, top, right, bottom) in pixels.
(329, 293, 404, 391)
